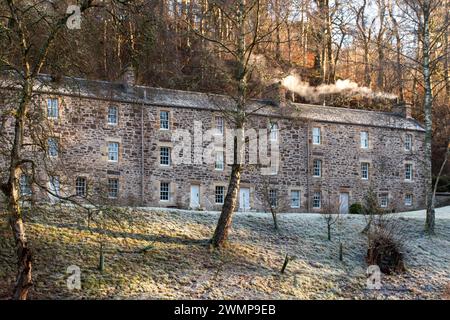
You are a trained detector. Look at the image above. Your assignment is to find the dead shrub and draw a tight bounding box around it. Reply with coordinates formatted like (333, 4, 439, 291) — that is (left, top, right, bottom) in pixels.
(366, 214, 406, 274)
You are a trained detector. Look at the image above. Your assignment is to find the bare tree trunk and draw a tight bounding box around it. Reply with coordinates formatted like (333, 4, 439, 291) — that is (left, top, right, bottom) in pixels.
(422, 0, 435, 233)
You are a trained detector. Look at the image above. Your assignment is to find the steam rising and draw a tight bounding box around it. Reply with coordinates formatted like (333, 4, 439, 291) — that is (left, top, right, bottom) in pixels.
(281, 75, 397, 102)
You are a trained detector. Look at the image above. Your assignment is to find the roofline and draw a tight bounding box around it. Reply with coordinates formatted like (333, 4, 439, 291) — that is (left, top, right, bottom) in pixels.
(0, 73, 426, 133)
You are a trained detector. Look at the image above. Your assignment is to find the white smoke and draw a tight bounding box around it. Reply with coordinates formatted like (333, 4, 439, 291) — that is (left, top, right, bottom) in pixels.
(281, 75, 397, 102)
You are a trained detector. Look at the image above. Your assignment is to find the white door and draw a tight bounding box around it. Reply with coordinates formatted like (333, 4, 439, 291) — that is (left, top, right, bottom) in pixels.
(190, 185, 200, 209)
(239, 188, 250, 211)
(339, 193, 349, 214)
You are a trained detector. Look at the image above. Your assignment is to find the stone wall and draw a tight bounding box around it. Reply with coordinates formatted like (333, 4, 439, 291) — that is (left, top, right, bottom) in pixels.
(0, 87, 427, 213)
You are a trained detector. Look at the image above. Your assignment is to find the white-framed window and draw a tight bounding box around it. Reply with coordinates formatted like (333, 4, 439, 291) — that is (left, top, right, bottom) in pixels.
(361, 162, 369, 180)
(215, 151, 224, 170)
(75, 177, 87, 197)
(291, 190, 300, 208)
(405, 134, 413, 151)
(160, 147, 170, 166)
(313, 192, 321, 209)
(215, 186, 225, 204)
(108, 178, 119, 198)
(270, 122, 278, 141)
(313, 159, 322, 177)
(312, 127, 321, 145)
(48, 176, 60, 201)
(48, 137, 59, 157)
(360, 131, 369, 149)
(215, 116, 224, 135)
(19, 175, 32, 196)
(380, 194, 388, 208)
(269, 189, 278, 207)
(160, 111, 170, 130)
(405, 163, 413, 181)
(108, 142, 119, 162)
(160, 182, 170, 201)
(47, 98, 59, 119)
(405, 194, 413, 206)
(108, 106, 118, 125)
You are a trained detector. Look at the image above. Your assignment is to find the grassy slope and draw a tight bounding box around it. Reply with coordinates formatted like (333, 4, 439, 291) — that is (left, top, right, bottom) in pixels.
(0, 207, 449, 300)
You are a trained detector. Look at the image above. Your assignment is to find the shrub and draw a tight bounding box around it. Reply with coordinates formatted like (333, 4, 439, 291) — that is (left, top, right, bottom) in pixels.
(349, 203, 363, 214)
(366, 216, 406, 274)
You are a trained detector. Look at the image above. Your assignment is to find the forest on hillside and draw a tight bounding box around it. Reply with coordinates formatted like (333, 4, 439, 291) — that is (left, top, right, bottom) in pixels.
(1, 0, 447, 177)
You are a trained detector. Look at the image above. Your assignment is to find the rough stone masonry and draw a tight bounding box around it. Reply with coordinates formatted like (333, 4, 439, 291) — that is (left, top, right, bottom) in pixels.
(0, 70, 426, 213)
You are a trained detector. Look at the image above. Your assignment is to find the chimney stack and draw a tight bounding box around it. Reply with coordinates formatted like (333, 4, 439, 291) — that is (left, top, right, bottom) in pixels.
(392, 101, 412, 119)
(122, 65, 136, 90)
(269, 81, 287, 107)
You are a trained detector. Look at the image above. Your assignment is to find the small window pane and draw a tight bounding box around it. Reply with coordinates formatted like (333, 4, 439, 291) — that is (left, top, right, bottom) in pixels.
(380, 194, 388, 208)
(108, 142, 119, 162)
(270, 122, 278, 141)
(216, 116, 224, 135)
(313, 159, 322, 177)
(405, 134, 412, 151)
(160, 147, 170, 165)
(361, 162, 369, 180)
(360, 132, 369, 149)
(76, 177, 87, 197)
(47, 98, 59, 119)
(160, 111, 169, 130)
(405, 194, 413, 206)
(108, 178, 119, 198)
(160, 182, 169, 201)
(312, 127, 321, 145)
(108, 106, 118, 124)
(313, 192, 321, 208)
(269, 189, 278, 207)
(215, 151, 224, 170)
(291, 190, 300, 208)
(405, 164, 413, 180)
(48, 138, 59, 157)
(215, 186, 224, 204)
(19, 175, 32, 196)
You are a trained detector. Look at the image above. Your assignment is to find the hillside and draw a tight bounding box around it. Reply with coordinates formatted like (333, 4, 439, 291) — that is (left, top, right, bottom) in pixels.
(1, 207, 449, 300)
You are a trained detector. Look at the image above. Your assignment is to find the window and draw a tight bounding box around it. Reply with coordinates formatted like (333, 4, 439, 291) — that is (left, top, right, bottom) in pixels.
(312, 127, 321, 145)
(313, 192, 321, 209)
(215, 151, 224, 170)
(19, 175, 32, 196)
(405, 163, 413, 181)
(270, 122, 278, 141)
(215, 116, 224, 135)
(380, 194, 388, 208)
(215, 186, 225, 204)
(108, 178, 119, 198)
(269, 189, 278, 207)
(160, 111, 169, 130)
(361, 162, 369, 180)
(360, 131, 369, 149)
(405, 194, 413, 206)
(160, 147, 170, 166)
(160, 182, 169, 201)
(108, 142, 119, 162)
(75, 177, 87, 197)
(291, 190, 300, 208)
(405, 134, 413, 151)
(48, 137, 59, 157)
(108, 106, 118, 125)
(313, 159, 322, 177)
(47, 98, 59, 119)
(49, 176, 60, 199)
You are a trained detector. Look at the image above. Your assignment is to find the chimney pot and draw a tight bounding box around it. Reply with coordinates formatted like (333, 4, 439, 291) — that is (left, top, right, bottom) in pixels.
(392, 102, 412, 119)
(122, 65, 136, 89)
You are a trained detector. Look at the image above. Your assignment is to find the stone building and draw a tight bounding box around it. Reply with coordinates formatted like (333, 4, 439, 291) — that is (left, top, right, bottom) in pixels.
(0, 71, 426, 213)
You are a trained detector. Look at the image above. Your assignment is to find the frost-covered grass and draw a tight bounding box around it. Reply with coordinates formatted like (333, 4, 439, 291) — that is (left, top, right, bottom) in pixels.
(0, 206, 449, 300)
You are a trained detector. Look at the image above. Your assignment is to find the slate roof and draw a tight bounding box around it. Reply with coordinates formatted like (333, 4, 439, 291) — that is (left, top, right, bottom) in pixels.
(1, 73, 425, 132)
